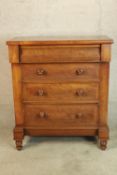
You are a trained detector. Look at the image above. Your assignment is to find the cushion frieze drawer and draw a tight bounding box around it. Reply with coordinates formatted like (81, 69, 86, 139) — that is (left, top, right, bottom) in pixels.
(22, 63, 100, 83)
(23, 83, 99, 103)
(20, 45, 100, 63)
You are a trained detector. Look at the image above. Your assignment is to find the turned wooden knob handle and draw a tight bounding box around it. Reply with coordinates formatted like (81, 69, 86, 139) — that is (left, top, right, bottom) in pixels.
(36, 68, 46, 75)
(75, 113, 83, 119)
(36, 112, 47, 119)
(75, 89, 86, 96)
(76, 68, 85, 75)
(36, 89, 45, 96)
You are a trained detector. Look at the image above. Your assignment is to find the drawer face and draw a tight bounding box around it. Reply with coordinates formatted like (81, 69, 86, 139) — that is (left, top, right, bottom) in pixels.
(24, 104, 98, 128)
(22, 63, 100, 83)
(23, 83, 99, 103)
(20, 45, 100, 63)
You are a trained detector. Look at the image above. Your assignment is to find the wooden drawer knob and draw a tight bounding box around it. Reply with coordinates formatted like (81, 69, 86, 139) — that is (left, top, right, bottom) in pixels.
(36, 89, 46, 96)
(36, 68, 47, 75)
(36, 112, 47, 119)
(75, 89, 86, 96)
(76, 68, 85, 75)
(75, 113, 84, 119)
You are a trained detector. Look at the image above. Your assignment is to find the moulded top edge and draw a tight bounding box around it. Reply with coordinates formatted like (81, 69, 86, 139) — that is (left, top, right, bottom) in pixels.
(6, 36, 113, 46)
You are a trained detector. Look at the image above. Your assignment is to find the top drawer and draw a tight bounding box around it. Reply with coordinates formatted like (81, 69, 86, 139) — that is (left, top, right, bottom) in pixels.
(20, 45, 100, 63)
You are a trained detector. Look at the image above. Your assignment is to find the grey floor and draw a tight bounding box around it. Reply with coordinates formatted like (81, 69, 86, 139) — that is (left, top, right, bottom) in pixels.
(0, 102, 117, 175)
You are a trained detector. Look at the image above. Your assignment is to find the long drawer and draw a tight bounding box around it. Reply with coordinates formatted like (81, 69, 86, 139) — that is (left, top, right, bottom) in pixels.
(22, 83, 99, 103)
(24, 104, 99, 128)
(22, 63, 100, 83)
(20, 45, 100, 63)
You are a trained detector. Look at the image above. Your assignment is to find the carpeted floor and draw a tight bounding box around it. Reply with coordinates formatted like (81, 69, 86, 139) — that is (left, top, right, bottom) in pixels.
(0, 102, 117, 175)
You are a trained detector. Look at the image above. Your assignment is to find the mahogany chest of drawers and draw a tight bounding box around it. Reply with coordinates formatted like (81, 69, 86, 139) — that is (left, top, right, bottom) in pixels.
(7, 36, 113, 150)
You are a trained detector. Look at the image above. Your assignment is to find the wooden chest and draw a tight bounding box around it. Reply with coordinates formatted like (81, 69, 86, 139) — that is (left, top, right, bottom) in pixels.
(7, 36, 113, 150)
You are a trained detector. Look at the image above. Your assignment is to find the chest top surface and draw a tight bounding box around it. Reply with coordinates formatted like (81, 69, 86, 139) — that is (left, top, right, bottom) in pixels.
(7, 36, 113, 46)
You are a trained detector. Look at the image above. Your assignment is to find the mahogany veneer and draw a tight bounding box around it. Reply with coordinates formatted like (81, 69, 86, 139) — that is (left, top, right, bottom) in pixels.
(7, 36, 113, 150)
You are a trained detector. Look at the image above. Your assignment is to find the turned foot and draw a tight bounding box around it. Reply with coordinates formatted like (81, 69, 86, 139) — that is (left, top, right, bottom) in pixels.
(16, 140, 23, 150)
(14, 127, 24, 150)
(98, 126, 109, 150)
(100, 140, 107, 150)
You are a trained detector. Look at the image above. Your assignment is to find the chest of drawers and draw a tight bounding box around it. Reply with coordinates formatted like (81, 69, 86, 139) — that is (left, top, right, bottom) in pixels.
(7, 36, 113, 150)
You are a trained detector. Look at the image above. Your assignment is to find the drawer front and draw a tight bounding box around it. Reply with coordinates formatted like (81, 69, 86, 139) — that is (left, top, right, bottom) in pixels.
(20, 45, 100, 63)
(23, 83, 99, 103)
(22, 63, 100, 83)
(24, 104, 98, 128)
